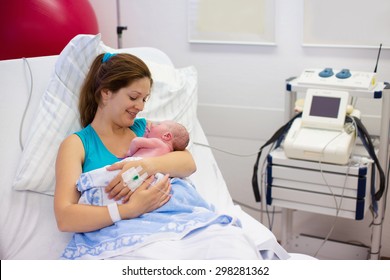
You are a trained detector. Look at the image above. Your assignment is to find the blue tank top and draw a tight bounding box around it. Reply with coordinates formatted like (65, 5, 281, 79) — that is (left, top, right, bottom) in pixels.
(75, 118, 147, 172)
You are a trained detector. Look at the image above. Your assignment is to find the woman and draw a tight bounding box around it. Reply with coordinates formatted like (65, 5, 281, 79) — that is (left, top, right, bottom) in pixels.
(54, 52, 196, 233)
(54, 52, 259, 260)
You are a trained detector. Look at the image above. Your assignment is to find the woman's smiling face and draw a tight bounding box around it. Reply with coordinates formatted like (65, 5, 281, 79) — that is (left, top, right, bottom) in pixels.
(106, 77, 151, 127)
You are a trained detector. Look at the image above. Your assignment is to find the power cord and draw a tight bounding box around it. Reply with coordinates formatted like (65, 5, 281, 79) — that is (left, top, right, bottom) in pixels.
(314, 153, 352, 257)
(312, 115, 381, 258)
(19, 58, 34, 151)
(193, 141, 260, 157)
(260, 142, 277, 229)
(193, 141, 282, 229)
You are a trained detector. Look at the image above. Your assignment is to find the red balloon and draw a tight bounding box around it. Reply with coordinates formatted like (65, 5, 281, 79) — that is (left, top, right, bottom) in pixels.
(0, 0, 99, 60)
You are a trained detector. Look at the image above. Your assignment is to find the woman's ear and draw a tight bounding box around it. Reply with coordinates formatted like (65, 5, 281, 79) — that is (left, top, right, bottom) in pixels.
(101, 89, 111, 105)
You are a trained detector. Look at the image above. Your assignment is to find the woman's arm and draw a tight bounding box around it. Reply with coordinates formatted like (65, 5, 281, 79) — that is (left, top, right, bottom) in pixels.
(54, 135, 172, 233)
(110, 149, 196, 177)
(54, 134, 114, 232)
(145, 149, 197, 177)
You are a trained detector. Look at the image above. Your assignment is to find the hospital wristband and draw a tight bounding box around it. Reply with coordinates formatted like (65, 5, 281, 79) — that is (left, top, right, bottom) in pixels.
(107, 203, 121, 223)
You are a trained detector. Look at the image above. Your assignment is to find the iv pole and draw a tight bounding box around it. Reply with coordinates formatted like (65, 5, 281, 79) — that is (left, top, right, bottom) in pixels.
(116, 0, 127, 48)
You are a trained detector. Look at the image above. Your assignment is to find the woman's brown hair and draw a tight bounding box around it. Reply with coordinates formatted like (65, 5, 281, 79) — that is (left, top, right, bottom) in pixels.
(78, 53, 153, 127)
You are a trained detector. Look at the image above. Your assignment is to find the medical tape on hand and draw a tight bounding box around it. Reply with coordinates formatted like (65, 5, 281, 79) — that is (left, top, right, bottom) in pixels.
(151, 173, 165, 186)
(121, 166, 148, 191)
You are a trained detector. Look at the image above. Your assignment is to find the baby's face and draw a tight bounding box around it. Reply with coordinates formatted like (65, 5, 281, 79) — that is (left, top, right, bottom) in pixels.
(146, 121, 169, 138)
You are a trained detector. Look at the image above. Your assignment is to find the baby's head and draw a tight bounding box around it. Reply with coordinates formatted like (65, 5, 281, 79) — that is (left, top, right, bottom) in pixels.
(167, 121, 190, 151)
(147, 120, 189, 151)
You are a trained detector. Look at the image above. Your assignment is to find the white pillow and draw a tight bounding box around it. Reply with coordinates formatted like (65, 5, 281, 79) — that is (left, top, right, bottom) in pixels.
(139, 62, 198, 139)
(12, 34, 198, 195)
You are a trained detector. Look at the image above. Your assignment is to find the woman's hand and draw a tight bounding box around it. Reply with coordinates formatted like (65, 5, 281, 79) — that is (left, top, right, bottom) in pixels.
(105, 150, 195, 203)
(105, 159, 154, 203)
(120, 174, 172, 219)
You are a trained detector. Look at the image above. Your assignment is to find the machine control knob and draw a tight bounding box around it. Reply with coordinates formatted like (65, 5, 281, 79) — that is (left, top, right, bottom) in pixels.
(318, 67, 334, 78)
(336, 69, 352, 79)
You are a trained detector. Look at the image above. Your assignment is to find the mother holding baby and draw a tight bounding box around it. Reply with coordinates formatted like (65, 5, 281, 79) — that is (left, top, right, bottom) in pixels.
(54, 52, 259, 260)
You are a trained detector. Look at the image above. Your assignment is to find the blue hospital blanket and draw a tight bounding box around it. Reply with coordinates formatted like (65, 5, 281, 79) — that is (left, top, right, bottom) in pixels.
(61, 167, 239, 260)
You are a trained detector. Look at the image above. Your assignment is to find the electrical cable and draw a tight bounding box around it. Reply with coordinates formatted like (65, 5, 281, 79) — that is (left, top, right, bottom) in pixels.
(312, 114, 385, 258)
(260, 142, 277, 229)
(19, 58, 34, 151)
(193, 142, 260, 157)
(352, 116, 386, 202)
(251, 113, 303, 202)
(194, 139, 283, 228)
(195, 105, 386, 256)
(382, 150, 390, 223)
(304, 127, 354, 257)
(232, 199, 282, 214)
(253, 110, 379, 257)
(368, 128, 390, 257)
(193, 141, 283, 229)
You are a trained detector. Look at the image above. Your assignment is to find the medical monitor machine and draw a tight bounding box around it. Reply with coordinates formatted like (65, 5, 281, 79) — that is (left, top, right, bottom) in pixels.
(284, 88, 355, 165)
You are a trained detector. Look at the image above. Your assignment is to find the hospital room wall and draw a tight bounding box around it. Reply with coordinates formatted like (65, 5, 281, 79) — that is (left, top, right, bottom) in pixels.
(89, 0, 390, 257)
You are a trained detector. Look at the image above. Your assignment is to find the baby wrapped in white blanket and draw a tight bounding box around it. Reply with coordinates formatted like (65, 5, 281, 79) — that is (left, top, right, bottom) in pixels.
(61, 158, 241, 260)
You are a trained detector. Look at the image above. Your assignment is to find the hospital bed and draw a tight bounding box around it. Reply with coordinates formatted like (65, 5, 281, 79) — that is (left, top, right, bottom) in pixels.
(0, 34, 312, 260)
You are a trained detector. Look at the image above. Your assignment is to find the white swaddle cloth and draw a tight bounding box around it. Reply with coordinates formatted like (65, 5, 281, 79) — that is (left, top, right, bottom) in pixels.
(77, 166, 136, 206)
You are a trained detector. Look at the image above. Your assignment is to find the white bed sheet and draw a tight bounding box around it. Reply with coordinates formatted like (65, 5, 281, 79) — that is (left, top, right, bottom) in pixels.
(0, 50, 303, 260)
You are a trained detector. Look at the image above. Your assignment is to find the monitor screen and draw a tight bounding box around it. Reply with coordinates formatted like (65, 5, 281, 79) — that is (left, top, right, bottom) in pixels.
(309, 96, 340, 119)
(301, 88, 349, 131)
